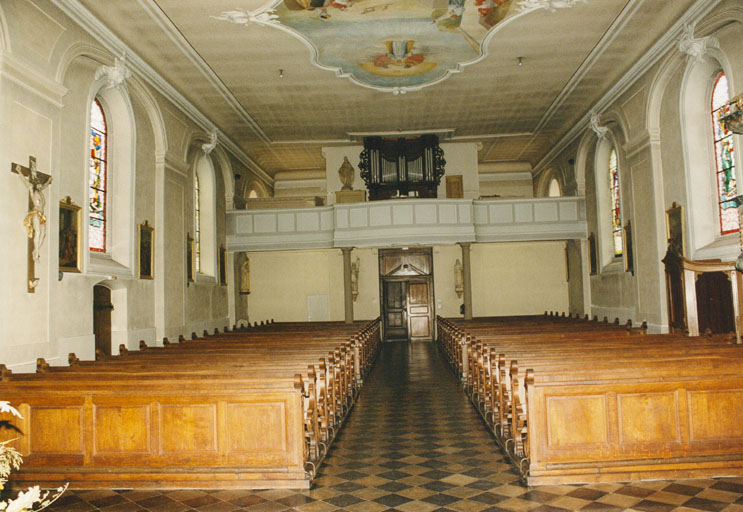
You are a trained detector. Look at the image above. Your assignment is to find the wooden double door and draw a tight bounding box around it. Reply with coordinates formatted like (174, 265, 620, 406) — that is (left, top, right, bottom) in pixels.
(379, 248, 435, 342)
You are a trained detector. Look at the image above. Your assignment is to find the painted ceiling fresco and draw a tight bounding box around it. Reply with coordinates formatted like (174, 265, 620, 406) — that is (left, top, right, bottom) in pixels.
(216, 0, 585, 93)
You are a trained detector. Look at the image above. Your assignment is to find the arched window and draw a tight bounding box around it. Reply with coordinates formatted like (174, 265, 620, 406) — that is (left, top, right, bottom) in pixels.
(711, 72, 738, 235)
(194, 154, 216, 276)
(609, 148, 623, 257)
(194, 173, 201, 273)
(548, 177, 561, 197)
(89, 98, 107, 252)
(248, 189, 258, 199)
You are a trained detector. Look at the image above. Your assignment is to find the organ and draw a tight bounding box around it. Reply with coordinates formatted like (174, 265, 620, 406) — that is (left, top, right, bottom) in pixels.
(359, 135, 446, 201)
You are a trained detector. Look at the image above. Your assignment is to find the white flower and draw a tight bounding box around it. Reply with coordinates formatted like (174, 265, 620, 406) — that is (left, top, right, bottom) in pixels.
(0, 402, 22, 419)
(5, 486, 41, 512)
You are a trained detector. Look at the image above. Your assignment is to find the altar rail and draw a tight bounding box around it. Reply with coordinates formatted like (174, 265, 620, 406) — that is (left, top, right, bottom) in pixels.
(226, 197, 586, 252)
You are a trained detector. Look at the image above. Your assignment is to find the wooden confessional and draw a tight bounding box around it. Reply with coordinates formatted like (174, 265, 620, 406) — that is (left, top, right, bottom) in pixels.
(662, 247, 743, 343)
(379, 248, 435, 342)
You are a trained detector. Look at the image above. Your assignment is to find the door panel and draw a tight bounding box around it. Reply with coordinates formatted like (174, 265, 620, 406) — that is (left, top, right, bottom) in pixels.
(383, 281, 408, 340)
(93, 285, 113, 357)
(408, 281, 433, 341)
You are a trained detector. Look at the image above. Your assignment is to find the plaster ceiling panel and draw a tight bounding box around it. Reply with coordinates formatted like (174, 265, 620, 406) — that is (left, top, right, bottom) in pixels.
(72, 0, 704, 179)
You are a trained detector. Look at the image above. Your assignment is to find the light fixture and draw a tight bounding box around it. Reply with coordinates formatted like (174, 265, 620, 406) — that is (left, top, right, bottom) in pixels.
(719, 94, 743, 134)
(279, 69, 284, 78)
(517, 56, 523, 67)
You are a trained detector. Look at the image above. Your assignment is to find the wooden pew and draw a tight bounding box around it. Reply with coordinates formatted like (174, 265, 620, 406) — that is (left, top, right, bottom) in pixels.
(1, 319, 381, 490)
(437, 315, 743, 485)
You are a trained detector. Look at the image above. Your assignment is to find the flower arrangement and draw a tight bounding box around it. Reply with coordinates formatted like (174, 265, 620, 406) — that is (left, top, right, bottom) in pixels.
(0, 402, 67, 512)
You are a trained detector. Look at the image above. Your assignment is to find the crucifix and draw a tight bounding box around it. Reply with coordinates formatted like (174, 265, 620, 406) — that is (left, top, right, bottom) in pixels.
(11, 156, 52, 293)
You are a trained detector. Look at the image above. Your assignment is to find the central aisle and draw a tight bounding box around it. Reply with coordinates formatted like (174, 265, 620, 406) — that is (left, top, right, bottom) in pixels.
(313, 341, 524, 509)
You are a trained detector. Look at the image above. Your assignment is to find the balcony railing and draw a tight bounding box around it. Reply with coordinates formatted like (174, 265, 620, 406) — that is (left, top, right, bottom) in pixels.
(226, 197, 586, 252)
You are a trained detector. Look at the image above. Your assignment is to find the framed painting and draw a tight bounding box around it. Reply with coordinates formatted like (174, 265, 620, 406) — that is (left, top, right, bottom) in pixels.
(665, 202, 684, 255)
(623, 220, 634, 275)
(588, 233, 598, 276)
(186, 233, 194, 283)
(138, 221, 154, 280)
(219, 245, 227, 286)
(59, 196, 81, 273)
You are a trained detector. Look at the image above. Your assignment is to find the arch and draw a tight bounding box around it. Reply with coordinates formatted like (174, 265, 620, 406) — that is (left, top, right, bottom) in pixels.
(243, 177, 270, 200)
(55, 42, 111, 85)
(127, 76, 168, 157)
(534, 166, 564, 198)
(593, 129, 627, 268)
(211, 146, 235, 209)
(0, 3, 11, 53)
(85, 68, 138, 273)
(574, 130, 598, 197)
(193, 153, 217, 277)
(679, 44, 740, 258)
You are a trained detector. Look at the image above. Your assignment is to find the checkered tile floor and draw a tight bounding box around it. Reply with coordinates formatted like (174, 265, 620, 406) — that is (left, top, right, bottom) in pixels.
(32, 342, 743, 511)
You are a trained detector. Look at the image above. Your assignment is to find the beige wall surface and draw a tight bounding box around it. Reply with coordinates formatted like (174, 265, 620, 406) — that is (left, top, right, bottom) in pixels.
(245, 242, 569, 324)
(543, 2, 743, 332)
(0, 2, 258, 371)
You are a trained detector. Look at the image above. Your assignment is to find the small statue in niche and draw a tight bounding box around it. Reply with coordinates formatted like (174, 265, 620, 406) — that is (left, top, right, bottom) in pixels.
(351, 257, 360, 301)
(454, 258, 463, 298)
(338, 156, 355, 191)
(240, 257, 250, 294)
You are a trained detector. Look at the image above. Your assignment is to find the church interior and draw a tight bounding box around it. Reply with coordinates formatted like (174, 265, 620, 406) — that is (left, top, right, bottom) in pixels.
(3, 0, 743, 510)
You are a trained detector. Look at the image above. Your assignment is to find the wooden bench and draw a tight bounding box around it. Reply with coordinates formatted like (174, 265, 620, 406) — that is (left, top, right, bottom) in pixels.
(437, 314, 743, 485)
(1, 319, 381, 490)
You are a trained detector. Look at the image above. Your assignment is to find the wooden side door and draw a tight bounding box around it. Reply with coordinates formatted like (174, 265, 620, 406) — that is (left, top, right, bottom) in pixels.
(93, 285, 113, 357)
(383, 280, 408, 341)
(408, 279, 433, 341)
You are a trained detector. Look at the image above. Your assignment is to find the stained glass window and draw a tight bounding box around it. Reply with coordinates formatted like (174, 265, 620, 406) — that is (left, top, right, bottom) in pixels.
(194, 174, 201, 273)
(89, 99, 107, 252)
(609, 148, 623, 257)
(712, 72, 739, 235)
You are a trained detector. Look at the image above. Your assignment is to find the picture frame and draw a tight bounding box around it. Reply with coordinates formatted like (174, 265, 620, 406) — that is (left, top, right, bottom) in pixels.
(588, 233, 598, 276)
(623, 220, 634, 275)
(665, 202, 684, 256)
(59, 196, 82, 273)
(186, 233, 194, 283)
(219, 245, 227, 286)
(138, 220, 154, 279)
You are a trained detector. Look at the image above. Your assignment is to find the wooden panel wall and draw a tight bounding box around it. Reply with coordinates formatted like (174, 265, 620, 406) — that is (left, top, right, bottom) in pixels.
(528, 378, 743, 484)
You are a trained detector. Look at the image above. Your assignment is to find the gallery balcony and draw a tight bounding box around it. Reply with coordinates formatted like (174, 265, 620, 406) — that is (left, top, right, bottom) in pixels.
(226, 197, 587, 252)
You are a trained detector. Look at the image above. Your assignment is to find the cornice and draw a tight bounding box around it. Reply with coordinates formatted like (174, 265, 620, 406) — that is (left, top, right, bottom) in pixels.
(0, 53, 68, 108)
(532, 0, 646, 134)
(533, 0, 723, 178)
(49, 0, 274, 188)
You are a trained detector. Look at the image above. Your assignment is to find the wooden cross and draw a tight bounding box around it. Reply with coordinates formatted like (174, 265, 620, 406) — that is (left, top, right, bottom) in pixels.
(11, 156, 52, 293)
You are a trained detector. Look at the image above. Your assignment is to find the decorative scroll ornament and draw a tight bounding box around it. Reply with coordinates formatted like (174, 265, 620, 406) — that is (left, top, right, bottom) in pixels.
(517, 0, 587, 13)
(95, 55, 132, 91)
(212, 9, 279, 27)
(202, 130, 218, 156)
(678, 24, 718, 63)
(590, 111, 608, 139)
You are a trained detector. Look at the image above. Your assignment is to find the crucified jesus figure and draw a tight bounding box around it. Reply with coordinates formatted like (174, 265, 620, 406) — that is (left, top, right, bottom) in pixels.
(15, 160, 52, 262)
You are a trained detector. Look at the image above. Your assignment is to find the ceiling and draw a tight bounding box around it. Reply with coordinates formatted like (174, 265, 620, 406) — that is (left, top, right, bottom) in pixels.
(74, 0, 700, 181)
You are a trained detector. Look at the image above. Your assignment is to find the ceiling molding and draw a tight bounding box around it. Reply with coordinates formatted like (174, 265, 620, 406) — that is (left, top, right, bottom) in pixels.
(347, 129, 456, 142)
(532, 0, 723, 178)
(532, 0, 646, 134)
(134, 0, 272, 147)
(49, 0, 274, 188)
